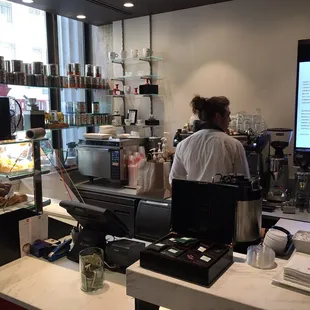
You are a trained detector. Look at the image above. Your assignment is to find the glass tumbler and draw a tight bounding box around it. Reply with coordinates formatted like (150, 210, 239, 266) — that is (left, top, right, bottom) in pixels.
(79, 247, 104, 292)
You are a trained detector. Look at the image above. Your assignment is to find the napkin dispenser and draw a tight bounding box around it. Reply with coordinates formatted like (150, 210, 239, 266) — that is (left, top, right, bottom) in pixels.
(140, 179, 238, 287)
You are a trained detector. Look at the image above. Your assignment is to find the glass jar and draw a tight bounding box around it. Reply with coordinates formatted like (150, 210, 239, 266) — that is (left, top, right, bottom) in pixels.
(79, 247, 104, 292)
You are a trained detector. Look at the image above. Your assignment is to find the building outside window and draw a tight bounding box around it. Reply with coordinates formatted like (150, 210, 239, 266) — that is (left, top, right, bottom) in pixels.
(0, 0, 48, 111)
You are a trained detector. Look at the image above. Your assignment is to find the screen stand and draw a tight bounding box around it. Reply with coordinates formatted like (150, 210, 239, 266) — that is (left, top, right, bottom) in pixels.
(67, 228, 106, 263)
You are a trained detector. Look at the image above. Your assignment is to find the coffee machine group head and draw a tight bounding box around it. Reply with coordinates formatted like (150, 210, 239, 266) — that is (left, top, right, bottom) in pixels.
(267, 128, 293, 202)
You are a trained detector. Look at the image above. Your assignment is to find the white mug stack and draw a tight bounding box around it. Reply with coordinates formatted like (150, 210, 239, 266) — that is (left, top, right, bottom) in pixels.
(109, 48, 152, 60)
(263, 228, 290, 255)
(130, 49, 139, 59)
(142, 48, 151, 57)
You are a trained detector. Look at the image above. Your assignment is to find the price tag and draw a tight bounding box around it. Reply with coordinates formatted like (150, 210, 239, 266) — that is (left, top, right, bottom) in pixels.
(155, 243, 165, 247)
(198, 246, 207, 253)
(168, 249, 178, 254)
(200, 255, 211, 263)
(169, 238, 176, 242)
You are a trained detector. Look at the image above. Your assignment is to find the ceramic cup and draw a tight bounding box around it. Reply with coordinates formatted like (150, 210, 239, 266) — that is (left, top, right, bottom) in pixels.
(142, 48, 151, 57)
(130, 49, 139, 59)
(124, 86, 131, 94)
(137, 119, 144, 125)
(124, 119, 131, 126)
(120, 50, 128, 59)
(108, 52, 118, 60)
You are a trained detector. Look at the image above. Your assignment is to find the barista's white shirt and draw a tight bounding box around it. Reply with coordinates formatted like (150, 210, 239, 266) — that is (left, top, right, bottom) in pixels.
(169, 129, 250, 184)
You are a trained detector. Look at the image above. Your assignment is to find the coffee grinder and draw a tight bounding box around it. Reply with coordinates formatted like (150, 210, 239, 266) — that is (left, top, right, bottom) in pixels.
(266, 128, 293, 203)
(294, 152, 310, 212)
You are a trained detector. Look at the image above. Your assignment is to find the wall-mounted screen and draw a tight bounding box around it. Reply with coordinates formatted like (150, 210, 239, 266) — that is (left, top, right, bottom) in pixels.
(295, 40, 310, 152)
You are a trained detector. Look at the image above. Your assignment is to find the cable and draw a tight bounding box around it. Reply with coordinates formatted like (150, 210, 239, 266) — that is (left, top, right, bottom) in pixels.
(10, 97, 22, 129)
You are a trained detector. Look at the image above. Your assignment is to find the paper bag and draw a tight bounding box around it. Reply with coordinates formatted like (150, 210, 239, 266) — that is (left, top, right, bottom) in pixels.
(136, 161, 171, 199)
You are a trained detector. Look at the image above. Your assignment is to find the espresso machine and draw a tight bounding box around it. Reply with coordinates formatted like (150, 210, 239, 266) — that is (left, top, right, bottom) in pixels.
(294, 152, 310, 212)
(266, 128, 293, 203)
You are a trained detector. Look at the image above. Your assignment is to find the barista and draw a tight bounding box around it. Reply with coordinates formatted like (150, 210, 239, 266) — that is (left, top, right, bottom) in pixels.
(169, 95, 250, 184)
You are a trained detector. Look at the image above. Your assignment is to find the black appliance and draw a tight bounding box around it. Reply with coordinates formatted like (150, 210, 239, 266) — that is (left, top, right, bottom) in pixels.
(139, 83, 158, 95)
(140, 179, 238, 287)
(105, 239, 145, 269)
(59, 200, 130, 262)
(23, 110, 45, 130)
(75, 184, 139, 237)
(0, 97, 13, 140)
(135, 200, 171, 241)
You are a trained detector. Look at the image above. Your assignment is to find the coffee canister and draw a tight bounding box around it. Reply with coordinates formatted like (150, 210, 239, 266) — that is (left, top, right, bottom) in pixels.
(6, 72, 14, 84)
(93, 65, 101, 78)
(64, 114, 76, 126)
(68, 75, 76, 88)
(75, 114, 82, 126)
(14, 72, 26, 85)
(86, 113, 93, 125)
(85, 64, 93, 77)
(46, 64, 59, 76)
(34, 74, 45, 87)
(92, 102, 100, 114)
(93, 114, 101, 125)
(76, 102, 86, 113)
(73, 63, 81, 76)
(11, 60, 23, 73)
(0, 56, 4, 71)
(67, 63, 74, 76)
(80, 113, 87, 125)
(24, 63, 32, 75)
(80, 76, 86, 89)
(26, 74, 35, 86)
(92, 77, 99, 89)
(60, 76, 68, 88)
(85, 76, 92, 88)
(4, 60, 11, 73)
(32, 62, 44, 75)
(75, 76, 82, 88)
(0, 70, 6, 83)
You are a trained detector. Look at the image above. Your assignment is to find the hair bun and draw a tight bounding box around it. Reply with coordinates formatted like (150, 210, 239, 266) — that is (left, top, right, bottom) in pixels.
(190, 95, 207, 114)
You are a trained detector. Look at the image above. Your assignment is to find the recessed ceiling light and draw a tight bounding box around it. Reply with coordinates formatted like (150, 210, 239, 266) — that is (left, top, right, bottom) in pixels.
(124, 2, 134, 8)
(77, 15, 86, 19)
(22, 0, 34, 3)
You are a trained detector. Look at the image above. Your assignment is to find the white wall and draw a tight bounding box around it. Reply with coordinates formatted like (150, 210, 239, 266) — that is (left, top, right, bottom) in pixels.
(112, 0, 310, 147)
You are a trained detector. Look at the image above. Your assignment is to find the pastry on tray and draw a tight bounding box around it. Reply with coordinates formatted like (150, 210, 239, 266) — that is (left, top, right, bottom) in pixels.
(0, 193, 28, 207)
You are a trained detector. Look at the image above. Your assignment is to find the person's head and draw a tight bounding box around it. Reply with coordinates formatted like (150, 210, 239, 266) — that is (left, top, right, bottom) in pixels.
(190, 95, 231, 131)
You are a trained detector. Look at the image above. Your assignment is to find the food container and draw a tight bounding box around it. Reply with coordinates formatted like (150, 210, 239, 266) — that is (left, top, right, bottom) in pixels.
(73, 63, 81, 76)
(11, 60, 23, 73)
(32, 62, 44, 75)
(92, 102, 100, 114)
(93, 114, 101, 125)
(24, 63, 32, 75)
(60, 76, 68, 88)
(80, 76, 86, 88)
(4, 60, 11, 73)
(14, 72, 26, 85)
(94, 65, 101, 78)
(68, 75, 76, 88)
(34, 74, 45, 87)
(85, 64, 93, 77)
(86, 113, 93, 125)
(64, 114, 75, 126)
(79, 247, 104, 292)
(0, 56, 4, 70)
(81, 113, 87, 125)
(67, 63, 74, 76)
(0, 70, 6, 83)
(85, 76, 92, 88)
(76, 102, 87, 113)
(26, 74, 35, 86)
(292, 230, 310, 254)
(46, 64, 59, 76)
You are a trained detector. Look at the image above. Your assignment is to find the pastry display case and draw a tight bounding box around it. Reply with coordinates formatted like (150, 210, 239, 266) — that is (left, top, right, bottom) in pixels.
(0, 138, 51, 213)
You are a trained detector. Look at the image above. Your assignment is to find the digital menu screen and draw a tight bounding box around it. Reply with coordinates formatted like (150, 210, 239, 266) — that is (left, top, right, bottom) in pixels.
(295, 40, 310, 152)
(296, 61, 310, 150)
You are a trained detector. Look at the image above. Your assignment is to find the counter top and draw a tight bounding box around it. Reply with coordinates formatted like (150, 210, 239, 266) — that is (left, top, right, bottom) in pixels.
(263, 208, 310, 223)
(0, 256, 133, 310)
(126, 219, 310, 310)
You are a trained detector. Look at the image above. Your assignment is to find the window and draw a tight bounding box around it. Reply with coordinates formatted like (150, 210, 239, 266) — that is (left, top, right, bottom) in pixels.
(0, 1, 48, 109)
(0, 41, 16, 59)
(0, 1, 12, 22)
(29, 8, 41, 16)
(58, 15, 86, 147)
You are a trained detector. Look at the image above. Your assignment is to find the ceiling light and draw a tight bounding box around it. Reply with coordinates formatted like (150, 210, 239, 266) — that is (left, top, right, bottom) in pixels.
(124, 2, 134, 8)
(22, 0, 34, 3)
(77, 15, 86, 19)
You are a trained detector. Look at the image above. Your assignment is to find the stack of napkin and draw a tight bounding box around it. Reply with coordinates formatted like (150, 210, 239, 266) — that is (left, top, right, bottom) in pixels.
(284, 252, 310, 287)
